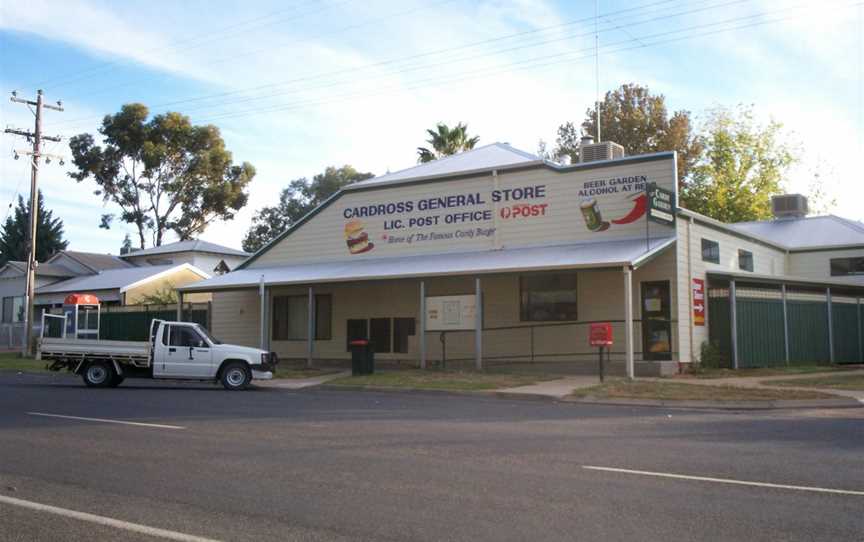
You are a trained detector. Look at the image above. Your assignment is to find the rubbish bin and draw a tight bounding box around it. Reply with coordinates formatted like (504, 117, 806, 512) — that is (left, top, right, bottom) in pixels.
(349, 339, 375, 375)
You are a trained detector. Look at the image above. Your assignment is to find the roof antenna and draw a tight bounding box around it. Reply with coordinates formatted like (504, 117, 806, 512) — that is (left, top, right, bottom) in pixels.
(595, 0, 601, 143)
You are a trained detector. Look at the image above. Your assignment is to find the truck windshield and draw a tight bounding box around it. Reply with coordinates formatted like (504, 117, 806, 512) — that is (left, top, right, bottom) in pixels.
(195, 325, 221, 344)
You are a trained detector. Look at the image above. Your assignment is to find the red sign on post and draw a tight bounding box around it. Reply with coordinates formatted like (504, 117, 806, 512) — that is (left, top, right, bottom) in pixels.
(589, 322, 613, 347)
(692, 278, 705, 326)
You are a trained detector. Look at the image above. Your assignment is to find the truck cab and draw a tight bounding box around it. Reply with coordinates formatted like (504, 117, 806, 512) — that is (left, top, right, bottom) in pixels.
(151, 321, 277, 387)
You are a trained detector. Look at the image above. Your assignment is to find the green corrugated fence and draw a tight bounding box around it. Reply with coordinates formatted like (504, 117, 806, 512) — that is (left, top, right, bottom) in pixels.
(100, 307, 209, 341)
(707, 287, 862, 368)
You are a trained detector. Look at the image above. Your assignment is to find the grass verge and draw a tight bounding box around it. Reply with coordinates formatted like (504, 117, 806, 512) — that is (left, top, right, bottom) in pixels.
(0, 352, 48, 373)
(327, 369, 558, 391)
(570, 380, 835, 401)
(682, 365, 858, 379)
(762, 374, 864, 391)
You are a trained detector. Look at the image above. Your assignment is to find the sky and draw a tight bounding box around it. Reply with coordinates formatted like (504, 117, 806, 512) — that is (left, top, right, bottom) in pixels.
(0, 0, 862, 255)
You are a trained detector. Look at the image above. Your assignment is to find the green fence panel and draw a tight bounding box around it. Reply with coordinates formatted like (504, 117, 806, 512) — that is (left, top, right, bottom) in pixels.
(99, 308, 210, 341)
(831, 303, 860, 364)
(787, 300, 830, 365)
(735, 298, 785, 368)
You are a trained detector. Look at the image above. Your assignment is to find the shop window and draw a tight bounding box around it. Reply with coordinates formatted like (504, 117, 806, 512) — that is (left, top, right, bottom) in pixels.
(520, 273, 578, 322)
(272, 294, 332, 340)
(701, 238, 720, 264)
(830, 257, 864, 276)
(738, 249, 754, 272)
(393, 318, 416, 354)
(370, 318, 392, 353)
(346, 319, 368, 351)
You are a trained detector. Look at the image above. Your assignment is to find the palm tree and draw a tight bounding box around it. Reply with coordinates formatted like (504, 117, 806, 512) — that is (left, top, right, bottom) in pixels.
(416, 122, 480, 163)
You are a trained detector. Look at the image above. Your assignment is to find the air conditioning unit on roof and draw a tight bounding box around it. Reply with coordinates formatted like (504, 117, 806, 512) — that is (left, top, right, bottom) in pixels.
(579, 140, 625, 163)
(771, 194, 808, 219)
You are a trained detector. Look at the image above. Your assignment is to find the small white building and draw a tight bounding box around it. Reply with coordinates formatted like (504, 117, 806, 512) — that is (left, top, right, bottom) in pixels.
(177, 143, 864, 373)
(119, 239, 249, 275)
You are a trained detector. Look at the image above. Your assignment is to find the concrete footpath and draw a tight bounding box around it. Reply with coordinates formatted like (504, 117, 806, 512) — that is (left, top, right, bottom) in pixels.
(257, 370, 350, 390)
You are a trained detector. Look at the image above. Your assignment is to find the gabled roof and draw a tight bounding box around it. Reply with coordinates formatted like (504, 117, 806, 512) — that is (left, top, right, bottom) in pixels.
(120, 239, 249, 259)
(730, 215, 864, 251)
(48, 251, 133, 272)
(35, 263, 210, 294)
(349, 142, 542, 189)
(2, 261, 78, 278)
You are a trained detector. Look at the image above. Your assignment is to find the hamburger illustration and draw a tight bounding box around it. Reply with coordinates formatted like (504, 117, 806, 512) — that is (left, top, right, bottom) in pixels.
(344, 219, 374, 254)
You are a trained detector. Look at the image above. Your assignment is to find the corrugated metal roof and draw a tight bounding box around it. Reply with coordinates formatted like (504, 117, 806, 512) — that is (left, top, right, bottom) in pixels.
(730, 215, 864, 250)
(179, 237, 675, 292)
(350, 142, 541, 189)
(36, 264, 186, 294)
(120, 239, 249, 258)
(56, 251, 133, 271)
(3, 261, 78, 277)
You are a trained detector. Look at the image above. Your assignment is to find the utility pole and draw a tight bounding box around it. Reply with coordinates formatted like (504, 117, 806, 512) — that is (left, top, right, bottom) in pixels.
(4, 90, 63, 357)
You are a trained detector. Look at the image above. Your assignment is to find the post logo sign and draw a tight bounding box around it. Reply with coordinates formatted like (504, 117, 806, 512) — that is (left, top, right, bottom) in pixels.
(692, 278, 705, 326)
(340, 185, 548, 255)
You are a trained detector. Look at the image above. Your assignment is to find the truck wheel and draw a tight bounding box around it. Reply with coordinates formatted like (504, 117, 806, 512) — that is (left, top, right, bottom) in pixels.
(220, 362, 251, 391)
(82, 361, 114, 388)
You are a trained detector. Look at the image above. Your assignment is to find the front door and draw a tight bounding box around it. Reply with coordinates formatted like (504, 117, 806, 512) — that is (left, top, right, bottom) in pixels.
(641, 281, 672, 361)
(161, 325, 213, 378)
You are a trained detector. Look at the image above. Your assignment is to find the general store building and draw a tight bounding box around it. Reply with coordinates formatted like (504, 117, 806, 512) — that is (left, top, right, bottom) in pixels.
(178, 142, 864, 374)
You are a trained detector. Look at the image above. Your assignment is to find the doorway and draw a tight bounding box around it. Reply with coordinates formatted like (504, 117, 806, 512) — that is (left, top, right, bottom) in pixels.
(641, 281, 672, 361)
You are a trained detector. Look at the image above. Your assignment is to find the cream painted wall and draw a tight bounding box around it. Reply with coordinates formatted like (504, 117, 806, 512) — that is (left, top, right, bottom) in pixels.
(249, 157, 677, 269)
(124, 268, 211, 305)
(210, 247, 679, 366)
(788, 248, 864, 286)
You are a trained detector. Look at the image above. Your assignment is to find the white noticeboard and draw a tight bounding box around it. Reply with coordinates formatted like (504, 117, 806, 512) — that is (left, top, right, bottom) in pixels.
(425, 295, 477, 331)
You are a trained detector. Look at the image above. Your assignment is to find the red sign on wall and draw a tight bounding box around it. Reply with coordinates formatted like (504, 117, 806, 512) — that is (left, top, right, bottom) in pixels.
(692, 278, 705, 326)
(589, 322, 613, 346)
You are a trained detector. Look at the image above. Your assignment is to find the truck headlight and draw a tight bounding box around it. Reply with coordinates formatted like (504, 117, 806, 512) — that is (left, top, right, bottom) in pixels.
(260, 352, 270, 364)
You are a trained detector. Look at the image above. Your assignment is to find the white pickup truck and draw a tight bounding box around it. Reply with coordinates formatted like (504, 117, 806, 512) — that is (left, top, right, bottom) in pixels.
(38, 320, 277, 390)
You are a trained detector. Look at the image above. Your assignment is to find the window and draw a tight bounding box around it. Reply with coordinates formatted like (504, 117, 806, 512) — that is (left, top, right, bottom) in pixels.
(830, 257, 864, 276)
(2, 296, 24, 323)
(393, 318, 415, 354)
(370, 318, 392, 353)
(169, 326, 204, 347)
(520, 273, 578, 321)
(738, 249, 754, 272)
(272, 294, 332, 340)
(701, 239, 720, 263)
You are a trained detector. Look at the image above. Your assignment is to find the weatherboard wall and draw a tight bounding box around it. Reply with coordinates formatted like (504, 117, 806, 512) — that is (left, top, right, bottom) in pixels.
(788, 247, 864, 286)
(677, 217, 789, 363)
(246, 157, 677, 269)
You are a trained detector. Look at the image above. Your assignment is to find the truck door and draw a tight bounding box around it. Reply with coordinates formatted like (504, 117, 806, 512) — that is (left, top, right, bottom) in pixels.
(159, 324, 214, 378)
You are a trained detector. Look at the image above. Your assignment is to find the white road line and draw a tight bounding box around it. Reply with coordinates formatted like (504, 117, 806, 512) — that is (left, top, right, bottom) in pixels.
(582, 466, 864, 496)
(0, 494, 219, 541)
(27, 412, 185, 430)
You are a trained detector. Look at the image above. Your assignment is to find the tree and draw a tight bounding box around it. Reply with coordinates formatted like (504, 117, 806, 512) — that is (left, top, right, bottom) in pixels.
(68, 103, 255, 249)
(554, 84, 702, 184)
(242, 165, 373, 252)
(417, 122, 480, 163)
(680, 105, 795, 223)
(0, 190, 68, 266)
(135, 283, 178, 305)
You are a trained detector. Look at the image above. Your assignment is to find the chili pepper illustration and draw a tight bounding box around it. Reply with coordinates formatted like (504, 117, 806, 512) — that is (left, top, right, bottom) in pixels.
(611, 193, 647, 225)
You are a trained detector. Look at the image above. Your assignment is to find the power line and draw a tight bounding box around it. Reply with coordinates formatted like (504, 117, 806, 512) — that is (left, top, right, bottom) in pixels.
(52, 0, 738, 128)
(194, 0, 861, 124)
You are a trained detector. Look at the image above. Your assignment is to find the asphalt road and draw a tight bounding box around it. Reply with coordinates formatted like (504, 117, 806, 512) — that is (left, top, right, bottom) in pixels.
(0, 372, 862, 542)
